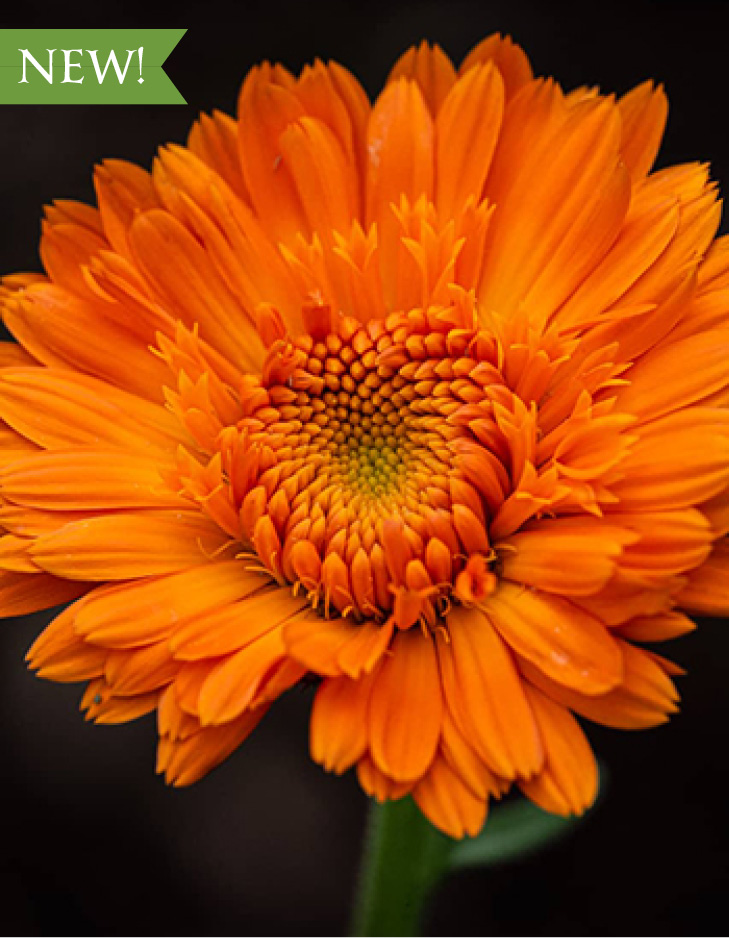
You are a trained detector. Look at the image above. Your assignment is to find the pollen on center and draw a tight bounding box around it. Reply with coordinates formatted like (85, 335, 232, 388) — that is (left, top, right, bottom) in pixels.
(224, 299, 502, 629)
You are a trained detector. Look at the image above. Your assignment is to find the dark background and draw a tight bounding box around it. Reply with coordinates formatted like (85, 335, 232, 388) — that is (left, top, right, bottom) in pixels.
(2, 2, 729, 934)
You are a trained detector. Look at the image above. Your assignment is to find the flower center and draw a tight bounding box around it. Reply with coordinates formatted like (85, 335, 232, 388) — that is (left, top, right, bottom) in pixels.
(236, 305, 501, 627)
(282, 329, 458, 511)
(297, 343, 415, 500)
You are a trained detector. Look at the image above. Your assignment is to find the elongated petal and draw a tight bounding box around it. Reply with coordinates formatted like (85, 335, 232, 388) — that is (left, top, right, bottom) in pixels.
(486, 583, 624, 695)
(519, 684, 598, 816)
(441, 704, 504, 800)
(480, 94, 624, 321)
(387, 41, 457, 115)
(369, 629, 442, 782)
(459, 34, 533, 100)
(4, 283, 170, 401)
(104, 641, 178, 695)
(365, 78, 434, 227)
(128, 210, 265, 372)
(94, 159, 160, 258)
(279, 117, 358, 235)
(70, 561, 255, 647)
(0, 569, 89, 617)
(0, 368, 183, 455)
(169, 587, 304, 660)
(310, 673, 374, 773)
(237, 64, 308, 242)
(436, 63, 504, 216)
(438, 605, 543, 780)
(617, 611, 696, 643)
(521, 640, 679, 729)
(413, 752, 488, 838)
(0, 449, 185, 511)
(356, 756, 414, 803)
(611, 410, 729, 510)
(159, 708, 268, 786)
(499, 519, 633, 595)
(677, 538, 729, 615)
(618, 81, 668, 181)
(284, 611, 393, 678)
(197, 627, 288, 725)
(616, 331, 729, 421)
(31, 511, 231, 580)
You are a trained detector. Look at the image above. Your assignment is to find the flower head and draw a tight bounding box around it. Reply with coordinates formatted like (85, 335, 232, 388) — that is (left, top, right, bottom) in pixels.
(3, 35, 728, 838)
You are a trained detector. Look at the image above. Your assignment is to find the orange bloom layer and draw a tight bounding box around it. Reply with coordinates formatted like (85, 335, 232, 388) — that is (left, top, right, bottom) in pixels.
(2, 34, 728, 838)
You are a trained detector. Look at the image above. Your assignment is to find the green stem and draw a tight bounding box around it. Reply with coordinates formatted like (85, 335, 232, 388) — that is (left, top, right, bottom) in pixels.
(349, 797, 455, 937)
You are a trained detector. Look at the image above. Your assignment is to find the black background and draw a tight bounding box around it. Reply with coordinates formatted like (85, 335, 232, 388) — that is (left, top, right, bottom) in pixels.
(1, 2, 729, 934)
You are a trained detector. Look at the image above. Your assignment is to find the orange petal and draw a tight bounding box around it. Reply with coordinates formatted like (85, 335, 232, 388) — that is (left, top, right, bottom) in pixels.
(520, 639, 679, 730)
(554, 194, 679, 332)
(0, 449, 185, 511)
(295, 60, 370, 177)
(128, 210, 265, 373)
(365, 78, 434, 228)
(31, 510, 231, 581)
(187, 110, 251, 204)
(519, 684, 598, 816)
(617, 610, 696, 643)
(237, 64, 310, 242)
(43, 199, 103, 235)
(82, 680, 158, 724)
(676, 538, 729, 616)
(356, 755, 414, 802)
(459, 34, 533, 101)
(499, 519, 633, 596)
(441, 703, 503, 800)
(480, 94, 624, 321)
(0, 569, 89, 617)
(0, 340, 36, 368)
(94, 159, 160, 258)
(39, 215, 107, 298)
(279, 117, 358, 236)
(618, 81, 668, 181)
(72, 561, 256, 647)
(436, 63, 504, 217)
(157, 684, 199, 742)
(31, 626, 106, 682)
(438, 604, 543, 780)
(413, 752, 488, 839)
(159, 707, 268, 786)
(104, 641, 178, 696)
(486, 583, 624, 695)
(617, 331, 729, 421)
(198, 625, 292, 726)
(606, 508, 712, 582)
(575, 578, 680, 627)
(387, 41, 457, 115)
(0, 533, 38, 573)
(284, 611, 393, 678)
(0, 368, 183, 456)
(610, 409, 729, 510)
(150, 147, 303, 335)
(0, 425, 39, 467)
(170, 587, 308, 660)
(369, 629, 442, 782)
(310, 673, 374, 773)
(3, 285, 172, 403)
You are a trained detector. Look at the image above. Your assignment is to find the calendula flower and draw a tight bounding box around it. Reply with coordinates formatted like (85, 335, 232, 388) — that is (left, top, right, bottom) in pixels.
(2, 34, 727, 839)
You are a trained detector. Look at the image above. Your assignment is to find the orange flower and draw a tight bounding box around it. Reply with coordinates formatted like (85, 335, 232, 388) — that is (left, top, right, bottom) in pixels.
(2, 34, 728, 838)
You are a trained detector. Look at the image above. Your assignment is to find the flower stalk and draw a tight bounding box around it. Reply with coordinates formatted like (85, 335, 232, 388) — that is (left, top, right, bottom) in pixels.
(350, 797, 454, 937)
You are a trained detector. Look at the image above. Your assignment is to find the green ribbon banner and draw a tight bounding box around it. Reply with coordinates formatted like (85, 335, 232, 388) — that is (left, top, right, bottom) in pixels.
(0, 28, 186, 103)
